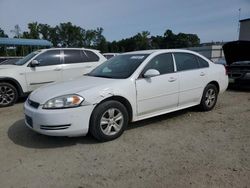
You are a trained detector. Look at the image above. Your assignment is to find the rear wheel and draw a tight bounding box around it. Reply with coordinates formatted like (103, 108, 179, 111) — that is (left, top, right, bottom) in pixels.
(0, 82, 18, 107)
(199, 84, 218, 111)
(90, 100, 128, 142)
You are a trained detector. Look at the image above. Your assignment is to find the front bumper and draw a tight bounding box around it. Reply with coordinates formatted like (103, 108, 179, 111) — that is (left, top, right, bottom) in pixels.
(24, 100, 95, 137)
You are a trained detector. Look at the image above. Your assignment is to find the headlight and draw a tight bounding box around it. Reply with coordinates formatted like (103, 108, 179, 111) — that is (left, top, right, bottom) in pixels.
(43, 94, 84, 109)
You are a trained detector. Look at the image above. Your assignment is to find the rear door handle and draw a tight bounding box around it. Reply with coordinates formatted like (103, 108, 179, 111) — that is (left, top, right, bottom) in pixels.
(168, 77, 177, 82)
(200, 72, 206, 76)
(54, 68, 62, 71)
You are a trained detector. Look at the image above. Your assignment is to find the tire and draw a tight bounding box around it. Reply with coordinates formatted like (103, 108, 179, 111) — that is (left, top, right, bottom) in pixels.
(0, 82, 18, 107)
(199, 84, 218, 111)
(90, 100, 129, 142)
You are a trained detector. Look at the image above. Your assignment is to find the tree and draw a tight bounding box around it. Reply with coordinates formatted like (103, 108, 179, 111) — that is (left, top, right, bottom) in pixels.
(18, 22, 200, 52)
(28, 22, 40, 39)
(0, 28, 8, 56)
(56, 22, 85, 47)
(38, 24, 51, 40)
(0, 28, 8, 38)
(134, 31, 150, 50)
(10, 25, 22, 38)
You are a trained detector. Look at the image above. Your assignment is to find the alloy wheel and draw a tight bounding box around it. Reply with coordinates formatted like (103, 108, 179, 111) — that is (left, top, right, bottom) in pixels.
(100, 108, 124, 136)
(205, 88, 216, 108)
(0, 85, 15, 105)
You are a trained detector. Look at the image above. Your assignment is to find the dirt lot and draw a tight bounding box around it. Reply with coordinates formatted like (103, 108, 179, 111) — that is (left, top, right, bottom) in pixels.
(0, 89, 249, 188)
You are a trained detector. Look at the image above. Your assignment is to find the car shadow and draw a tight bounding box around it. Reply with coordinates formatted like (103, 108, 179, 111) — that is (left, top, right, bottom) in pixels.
(17, 96, 28, 104)
(227, 84, 250, 92)
(8, 109, 191, 149)
(7, 119, 98, 149)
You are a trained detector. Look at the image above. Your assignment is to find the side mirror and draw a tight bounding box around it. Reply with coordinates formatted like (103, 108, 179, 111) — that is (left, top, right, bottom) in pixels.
(30, 60, 39, 67)
(143, 69, 160, 78)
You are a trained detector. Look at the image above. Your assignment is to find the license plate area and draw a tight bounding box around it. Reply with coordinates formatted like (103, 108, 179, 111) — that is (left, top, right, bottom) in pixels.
(229, 78, 235, 83)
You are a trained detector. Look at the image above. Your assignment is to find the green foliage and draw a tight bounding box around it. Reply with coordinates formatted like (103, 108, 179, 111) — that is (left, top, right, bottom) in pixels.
(2, 23, 200, 54)
(110, 29, 200, 52)
(0, 28, 8, 55)
(0, 28, 8, 38)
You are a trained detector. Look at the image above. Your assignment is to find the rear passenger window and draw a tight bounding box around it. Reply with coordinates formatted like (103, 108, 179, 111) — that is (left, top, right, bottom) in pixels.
(84, 50, 100, 62)
(64, 50, 87, 64)
(197, 56, 209, 68)
(143, 53, 174, 75)
(174, 53, 199, 71)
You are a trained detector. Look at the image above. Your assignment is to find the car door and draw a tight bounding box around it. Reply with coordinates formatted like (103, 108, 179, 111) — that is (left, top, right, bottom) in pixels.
(173, 52, 205, 107)
(62, 50, 101, 81)
(136, 53, 179, 116)
(25, 50, 63, 91)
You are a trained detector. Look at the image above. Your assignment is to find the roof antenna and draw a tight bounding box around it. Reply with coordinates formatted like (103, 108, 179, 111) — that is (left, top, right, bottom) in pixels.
(237, 8, 241, 39)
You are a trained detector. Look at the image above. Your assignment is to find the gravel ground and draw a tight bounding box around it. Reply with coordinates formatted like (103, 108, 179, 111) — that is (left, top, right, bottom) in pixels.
(0, 89, 249, 188)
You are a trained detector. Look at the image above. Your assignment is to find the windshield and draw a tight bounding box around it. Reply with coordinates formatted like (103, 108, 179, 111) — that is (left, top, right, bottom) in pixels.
(88, 54, 149, 79)
(14, 51, 39, 65)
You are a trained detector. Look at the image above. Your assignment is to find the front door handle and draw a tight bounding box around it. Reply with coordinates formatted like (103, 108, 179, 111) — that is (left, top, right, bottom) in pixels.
(54, 68, 62, 71)
(200, 72, 206, 76)
(168, 77, 177, 82)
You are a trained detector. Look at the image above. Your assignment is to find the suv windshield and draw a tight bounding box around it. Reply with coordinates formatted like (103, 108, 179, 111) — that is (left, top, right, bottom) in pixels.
(88, 54, 149, 79)
(14, 51, 39, 65)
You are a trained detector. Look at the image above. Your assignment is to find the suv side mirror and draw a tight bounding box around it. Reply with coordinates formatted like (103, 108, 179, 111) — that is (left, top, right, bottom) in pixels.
(30, 60, 39, 67)
(143, 69, 160, 78)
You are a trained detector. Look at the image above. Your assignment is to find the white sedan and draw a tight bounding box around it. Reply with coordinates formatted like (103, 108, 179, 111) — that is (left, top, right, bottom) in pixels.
(24, 49, 228, 141)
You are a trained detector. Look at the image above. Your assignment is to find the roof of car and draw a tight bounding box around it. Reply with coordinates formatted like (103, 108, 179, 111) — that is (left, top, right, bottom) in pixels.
(38, 48, 100, 52)
(103, 53, 120, 55)
(123, 49, 197, 55)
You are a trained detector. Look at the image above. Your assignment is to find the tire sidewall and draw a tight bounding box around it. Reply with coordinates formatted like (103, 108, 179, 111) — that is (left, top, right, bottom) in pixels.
(200, 84, 218, 111)
(90, 100, 129, 141)
(0, 82, 18, 107)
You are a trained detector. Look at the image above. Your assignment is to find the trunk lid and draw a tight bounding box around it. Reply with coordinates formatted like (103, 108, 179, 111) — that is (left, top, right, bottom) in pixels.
(222, 40, 250, 65)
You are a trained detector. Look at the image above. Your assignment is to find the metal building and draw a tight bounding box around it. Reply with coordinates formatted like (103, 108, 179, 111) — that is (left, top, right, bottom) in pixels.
(239, 18, 250, 41)
(186, 45, 224, 62)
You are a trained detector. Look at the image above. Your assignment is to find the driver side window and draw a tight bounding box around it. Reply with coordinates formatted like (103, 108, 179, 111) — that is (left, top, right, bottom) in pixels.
(34, 50, 61, 66)
(142, 53, 174, 75)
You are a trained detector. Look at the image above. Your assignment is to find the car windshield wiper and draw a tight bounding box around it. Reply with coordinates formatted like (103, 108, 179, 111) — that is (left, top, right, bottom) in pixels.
(96, 75, 115, 78)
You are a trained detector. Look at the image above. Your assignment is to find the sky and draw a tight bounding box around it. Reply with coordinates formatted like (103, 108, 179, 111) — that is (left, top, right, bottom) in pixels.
(0, 0, 250, 43)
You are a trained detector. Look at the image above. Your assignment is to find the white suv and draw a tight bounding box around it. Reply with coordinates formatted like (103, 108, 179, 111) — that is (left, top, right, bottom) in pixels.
(0, 48, 106, 107)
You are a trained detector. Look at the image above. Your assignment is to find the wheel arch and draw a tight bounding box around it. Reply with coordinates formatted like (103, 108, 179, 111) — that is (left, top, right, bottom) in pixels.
(0, 77, 24, 96)
(207, 81, 220, 93)
(92, 95, 133, 122)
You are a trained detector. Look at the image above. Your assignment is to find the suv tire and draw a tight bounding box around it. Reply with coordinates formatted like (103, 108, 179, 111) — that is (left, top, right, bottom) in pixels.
(0, 82, 18, 107)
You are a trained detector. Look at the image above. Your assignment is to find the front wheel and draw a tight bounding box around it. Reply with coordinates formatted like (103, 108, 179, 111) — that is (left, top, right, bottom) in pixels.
(0, 82, 18, 107)
(90, 100, 128, 142)
(199, 84, 218, 111)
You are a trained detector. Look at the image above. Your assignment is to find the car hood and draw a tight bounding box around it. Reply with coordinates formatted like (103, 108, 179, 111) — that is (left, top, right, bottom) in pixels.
(223, 40, 250, 65)
(0, 64, 19, 69)
(29, 76, 119, 104)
